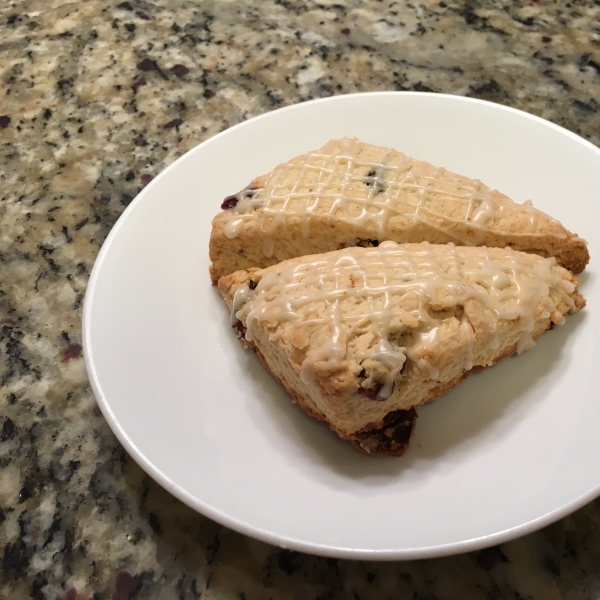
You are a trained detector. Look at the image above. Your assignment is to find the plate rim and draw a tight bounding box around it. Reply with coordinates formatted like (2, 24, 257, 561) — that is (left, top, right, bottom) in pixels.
(83, 91, 600, 560)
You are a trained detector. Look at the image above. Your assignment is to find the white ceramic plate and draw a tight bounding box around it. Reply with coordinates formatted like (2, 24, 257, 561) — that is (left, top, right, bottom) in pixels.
(83, 92, 600, 560)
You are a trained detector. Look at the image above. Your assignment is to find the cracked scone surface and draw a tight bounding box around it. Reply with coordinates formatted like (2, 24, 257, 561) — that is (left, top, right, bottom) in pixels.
(218, 242, 584, 456)
(209, 137, 589, 283)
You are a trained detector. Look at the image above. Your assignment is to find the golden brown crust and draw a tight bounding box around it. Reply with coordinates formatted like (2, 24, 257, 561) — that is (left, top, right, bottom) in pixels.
(209, 138, 590, 283)
(218, 243, 585, 456)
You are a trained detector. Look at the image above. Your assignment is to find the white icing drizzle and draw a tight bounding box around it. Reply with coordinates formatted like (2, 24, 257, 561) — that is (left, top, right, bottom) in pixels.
(224, 217, 245, 239)
(221, 137, 570, 251)
(237, 242, 578, 399)
(231, 286, 251, 325)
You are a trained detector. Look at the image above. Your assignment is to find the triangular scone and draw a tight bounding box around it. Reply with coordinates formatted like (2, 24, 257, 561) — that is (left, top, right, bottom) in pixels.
(209, 137, 589, 283)
(218, 242, 584, 456)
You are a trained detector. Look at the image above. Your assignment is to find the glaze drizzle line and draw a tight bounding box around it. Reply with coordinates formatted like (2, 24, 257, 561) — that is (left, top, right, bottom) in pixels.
(222, 137, 567, 252)
(235, 242, 577, 399)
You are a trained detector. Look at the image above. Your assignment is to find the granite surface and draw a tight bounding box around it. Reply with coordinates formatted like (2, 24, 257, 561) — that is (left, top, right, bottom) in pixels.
(1, 0, 600, 598)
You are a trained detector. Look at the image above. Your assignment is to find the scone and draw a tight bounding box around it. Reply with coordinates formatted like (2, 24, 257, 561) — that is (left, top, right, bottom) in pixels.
(209, 137, 589, 283)
(218, 242, 584, 456)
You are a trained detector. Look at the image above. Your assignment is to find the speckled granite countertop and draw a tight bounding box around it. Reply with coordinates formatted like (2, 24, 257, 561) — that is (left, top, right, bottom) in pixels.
(1, 0, 600, 598)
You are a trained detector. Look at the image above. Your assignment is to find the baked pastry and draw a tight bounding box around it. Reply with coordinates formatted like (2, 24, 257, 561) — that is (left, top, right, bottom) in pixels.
(218, 242, 584, 456)
(209, 137, 588, 283)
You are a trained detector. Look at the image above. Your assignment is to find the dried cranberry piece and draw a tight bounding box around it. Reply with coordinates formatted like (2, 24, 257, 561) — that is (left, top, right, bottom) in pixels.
(248, 280, 258, 290)
(233, 321, 246, 340)
(359, 383, 389, 400)
(354, 408, 418, 454)
(221, 195, 238, 210)
(386, 408, 417, 445)
(355, 238, 379, 248)
(391, 421, 413, 444)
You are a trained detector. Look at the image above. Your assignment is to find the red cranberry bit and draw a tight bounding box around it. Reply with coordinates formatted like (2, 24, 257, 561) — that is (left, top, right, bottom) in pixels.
(221, 195, 238, 210)
(391, 419, 414, 444)
(248, 280, 258, 290)
(233, 321, 246, 340)
(383, 408, 417, 436)
(355, 407, 418, 454)
(359, 382, 390, 400)
(355, 238, 379, 248)
(401, 407, 417, 420)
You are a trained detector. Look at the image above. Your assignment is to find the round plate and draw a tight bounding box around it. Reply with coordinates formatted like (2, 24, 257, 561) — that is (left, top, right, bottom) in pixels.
(83, 92, 600, 560)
